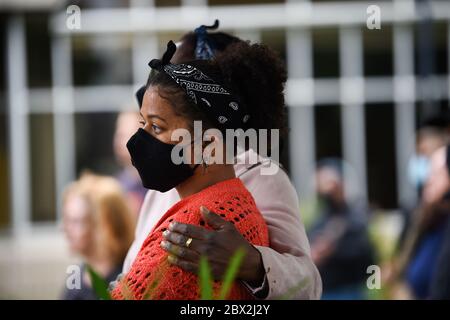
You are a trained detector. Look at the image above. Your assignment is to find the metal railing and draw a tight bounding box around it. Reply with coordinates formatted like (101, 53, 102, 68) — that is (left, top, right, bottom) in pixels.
(5, 0, 450, 234)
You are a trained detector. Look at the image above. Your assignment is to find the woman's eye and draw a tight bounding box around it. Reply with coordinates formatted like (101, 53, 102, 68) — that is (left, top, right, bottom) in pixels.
(151, 124, 162, 134)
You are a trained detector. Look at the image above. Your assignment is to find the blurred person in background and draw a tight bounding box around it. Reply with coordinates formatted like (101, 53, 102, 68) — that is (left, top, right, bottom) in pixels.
(308, 159, 374, 300)
(384, 117, 449, 299)
(118, 22, 321, 299)
(396, 146, 450, 299)
(386, 115, 449, 298)
(407, 114, 449, 201)
(61, 173, 136, 300)
(394, 116, 450, 261)
(114, 110, 147, 215)
(429, 145, 450, 299)
(408, 124, 448, 197)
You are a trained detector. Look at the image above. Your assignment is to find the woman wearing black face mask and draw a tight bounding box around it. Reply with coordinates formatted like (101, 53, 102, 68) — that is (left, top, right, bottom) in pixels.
(111, 40, 272, 300)
(120, 23, 321, 300)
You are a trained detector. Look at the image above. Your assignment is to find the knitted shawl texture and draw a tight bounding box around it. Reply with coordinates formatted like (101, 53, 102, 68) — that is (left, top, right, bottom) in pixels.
(112, 178, 269, 300)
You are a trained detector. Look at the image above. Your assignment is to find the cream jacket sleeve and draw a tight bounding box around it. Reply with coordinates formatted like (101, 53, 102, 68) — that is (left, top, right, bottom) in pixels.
(238, 161, 322, 299)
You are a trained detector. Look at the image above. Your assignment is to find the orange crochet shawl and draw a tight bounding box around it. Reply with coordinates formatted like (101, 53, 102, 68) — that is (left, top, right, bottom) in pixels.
(111, 178, 269, 300)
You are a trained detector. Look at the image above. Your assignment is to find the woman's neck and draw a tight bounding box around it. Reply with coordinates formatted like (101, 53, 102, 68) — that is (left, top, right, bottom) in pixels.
(176, 164, 236, 199)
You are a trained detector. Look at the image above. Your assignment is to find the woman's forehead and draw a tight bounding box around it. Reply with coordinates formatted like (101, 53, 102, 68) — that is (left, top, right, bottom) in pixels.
(142, 87, 171, 114)
(142, 87, 190, 128)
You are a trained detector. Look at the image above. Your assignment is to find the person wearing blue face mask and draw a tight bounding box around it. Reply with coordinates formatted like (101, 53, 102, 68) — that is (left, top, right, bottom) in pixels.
(401, 147, 450, 299)
(396, 124, 448, 253)
(408, 154, 430, 192)
(407, 126, 447, 197)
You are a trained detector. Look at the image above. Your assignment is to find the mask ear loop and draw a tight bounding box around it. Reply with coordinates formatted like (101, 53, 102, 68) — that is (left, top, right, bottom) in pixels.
(187, 135, 207, 175)
(201, 153, 209, 174)
(193, 135, 212, 175)
(185, 129, 215, 175)
(200, 140, 211, 175)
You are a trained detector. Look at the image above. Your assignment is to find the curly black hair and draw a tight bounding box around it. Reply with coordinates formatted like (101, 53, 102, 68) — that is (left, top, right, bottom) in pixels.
(213, 41, 288, 138)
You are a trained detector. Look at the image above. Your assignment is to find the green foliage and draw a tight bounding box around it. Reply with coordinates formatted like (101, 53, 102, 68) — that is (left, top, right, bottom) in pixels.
(218, 248, 246, 300)
(199, 247, 246, 300)
(87, 248, 246, 300)
(86, 265, 111, 300)
(199, 256, 214, 300)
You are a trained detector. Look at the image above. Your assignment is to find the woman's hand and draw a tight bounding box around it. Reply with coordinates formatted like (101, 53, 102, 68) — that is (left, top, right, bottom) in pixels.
(160, 206, 265, 285)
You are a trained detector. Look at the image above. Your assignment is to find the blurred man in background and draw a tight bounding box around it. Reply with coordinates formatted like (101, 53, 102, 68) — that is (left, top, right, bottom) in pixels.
(113, 111, 147, 216)
(308, 159, 374, 299)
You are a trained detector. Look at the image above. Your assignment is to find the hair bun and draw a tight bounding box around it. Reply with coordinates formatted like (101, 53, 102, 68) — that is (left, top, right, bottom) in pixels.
(214, 41, 288, 137)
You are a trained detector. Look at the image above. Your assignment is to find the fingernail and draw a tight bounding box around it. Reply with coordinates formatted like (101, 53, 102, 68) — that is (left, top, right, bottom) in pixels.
(167, 254, 176, 264)
(160, 240, 168, 249)
(162, 230, 169, 237)
(168, 222, 175, 231)
(108, 281, 117, 291)
(200, 206, 209, 214)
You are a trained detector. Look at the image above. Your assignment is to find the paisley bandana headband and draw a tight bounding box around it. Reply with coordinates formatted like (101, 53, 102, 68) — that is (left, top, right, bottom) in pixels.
(145, 40, 250, 130)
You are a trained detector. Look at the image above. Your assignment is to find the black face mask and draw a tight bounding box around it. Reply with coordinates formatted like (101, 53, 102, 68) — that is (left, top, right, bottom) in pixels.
(127, 128, 199, 192)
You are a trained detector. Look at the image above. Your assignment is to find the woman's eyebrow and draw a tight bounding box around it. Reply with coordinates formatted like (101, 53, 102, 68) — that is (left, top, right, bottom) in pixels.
(145, 113, 168, 124)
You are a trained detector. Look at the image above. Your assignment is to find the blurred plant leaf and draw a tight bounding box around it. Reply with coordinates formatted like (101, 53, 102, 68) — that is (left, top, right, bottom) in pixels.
(218, 247, 245, 300)
(142, 258, 171, 300)
(86, 265, 111, 300)
(199, 256, 213, 300)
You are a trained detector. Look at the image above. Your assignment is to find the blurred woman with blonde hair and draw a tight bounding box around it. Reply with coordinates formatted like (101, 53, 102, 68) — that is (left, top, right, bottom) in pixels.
(61, 173, 135, 300)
